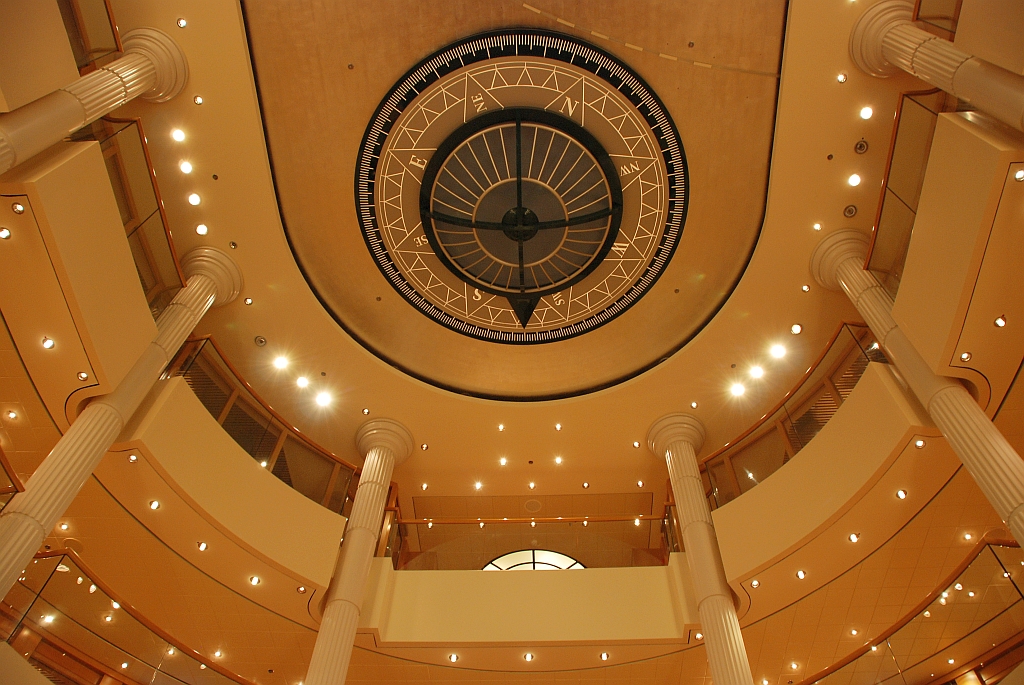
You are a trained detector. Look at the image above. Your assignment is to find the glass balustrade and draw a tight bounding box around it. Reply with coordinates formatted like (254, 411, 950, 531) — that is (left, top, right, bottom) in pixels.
(167, 338, 360, 519)
(71, 118, 185, 318)
(915, 0, 963, 38)
(56, 0, 120, 71)
(2, 554, 245, 685)
(703, 324, 886, 509)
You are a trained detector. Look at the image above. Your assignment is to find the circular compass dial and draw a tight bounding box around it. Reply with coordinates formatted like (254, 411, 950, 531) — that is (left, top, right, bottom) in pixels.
(357, 30, 687, 344)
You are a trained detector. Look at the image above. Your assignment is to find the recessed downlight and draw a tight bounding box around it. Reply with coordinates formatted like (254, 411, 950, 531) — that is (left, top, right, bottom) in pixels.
(849, 533, 859, 543)
(149, 500, 160, 510)
(296, 376, 309, 388)
(555, 456, 563, 463)
(691, 401, 698, 409)
(196, 224, 208, 235)
(524, 653, 534, 662)
(315, 392, 331, 406)
(897, 489, 907, 499)
(695, 632, 703, 640)
(171, 129, 185, 141)
(249, 576, 260, 585)
(421, 483, 428, 490)
(960, 352, 972, 361)
(273, 356, 288, 369)
(796, 570, 806, 580)
(637, 480, 644, 488)
(197, 542, 207, 551)
(128, 454, 137, 463)
(730, 383, 746, 397)
(837, 73, 848, 83)
(188, 193, 201, 205)
(555, 423, 562, 431)
(5, 410, 16, 420)
(421, 443, 428, 451)
(0, 228, 10, 239)
(499, 457, 507, 466)
(528, 482, 536, 490)
(750, 366, 764, 379)
(41, 337, 55, 349)
(179, 161, 193, 174)
(791, 324, 803, 335)
(632, 441, 640, 448)
(751, 579, 760, 588)
(813, 223, 822, 231)
(801, 284, 810, 292)
(176, 18, 187, 28)
(915, 439, 925, 448)
(995, 316, 1007, 327)
(601, 652, 609, 661)
(474, 482, 482, 490)
(770, 344, 786, 358)
(1016, 170, 1024, 181)
(859, 106, 873, 119)
(848, 174, 861, 186)
(634, 518, 641, 526)
(448, 654, 459, 662)
(582, 482, 589, 489)
(78, 371, 89, 380)
(498, 423, 505, 431)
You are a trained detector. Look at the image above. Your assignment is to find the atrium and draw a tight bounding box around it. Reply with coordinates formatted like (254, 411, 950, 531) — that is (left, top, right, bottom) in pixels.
(0, 1, 1023, 685)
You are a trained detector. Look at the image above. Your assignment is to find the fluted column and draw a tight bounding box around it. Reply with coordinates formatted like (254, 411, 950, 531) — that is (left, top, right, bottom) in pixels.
(811, 230, 1024, 544)
(0, 28, 189, 174)
(648, 414, 754, 685)
(849, 0, 1024, 132)
(304, 419, 413, 685)
(0, 247, 241, 597)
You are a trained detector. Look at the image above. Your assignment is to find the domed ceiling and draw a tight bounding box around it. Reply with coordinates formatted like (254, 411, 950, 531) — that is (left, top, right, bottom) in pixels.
(242, 2, 784, 399)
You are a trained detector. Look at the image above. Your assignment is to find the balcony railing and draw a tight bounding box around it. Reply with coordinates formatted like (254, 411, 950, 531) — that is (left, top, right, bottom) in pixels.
(2, 551, 253, 685)
(56, 0, 121, 72)
(166, 338, 363, 519)
(71, 117, 185, 318)
(702, 324, 887, 509)
(914, 0, 963, 39)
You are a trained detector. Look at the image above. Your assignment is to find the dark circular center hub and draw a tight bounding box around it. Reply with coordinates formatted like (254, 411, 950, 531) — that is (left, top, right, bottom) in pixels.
(501, 207, 539, 241)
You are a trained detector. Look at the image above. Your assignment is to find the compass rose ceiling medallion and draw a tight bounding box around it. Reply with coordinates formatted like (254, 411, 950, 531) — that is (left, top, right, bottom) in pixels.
(356, 30, 688, 344)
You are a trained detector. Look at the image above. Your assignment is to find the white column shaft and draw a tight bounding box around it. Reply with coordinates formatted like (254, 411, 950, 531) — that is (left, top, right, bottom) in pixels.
(0, 274, 216, 597)
(833, 255, 1024, 543)
(880, 22, 1024, 131)
(666, 438, 754, 685)
(305, 445, 396, 685)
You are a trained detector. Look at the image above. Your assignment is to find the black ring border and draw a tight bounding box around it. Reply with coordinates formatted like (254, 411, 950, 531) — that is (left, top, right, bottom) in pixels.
(419, 108, 624, 299)
(354, 28, 689, 345)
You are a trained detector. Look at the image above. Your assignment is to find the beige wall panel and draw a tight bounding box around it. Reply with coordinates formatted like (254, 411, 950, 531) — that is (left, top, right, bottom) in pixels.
(360, 553, 696, 645)
(955, 0, 1024, 75)
(1, 142, 157, 416)
(713, 363, 931, 580)
(122, 376, 347, 586)
(0, 0, 78, 112)
(0, 642, 52, 685)
(893, 114, 1024, 386)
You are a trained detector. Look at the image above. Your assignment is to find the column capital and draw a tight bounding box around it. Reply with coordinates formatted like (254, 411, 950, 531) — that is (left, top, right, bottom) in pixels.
(181, 247, 243, 307)
(850, 0, 913, 77)
(810, 229, 870, 291)
(647, 413, 705, 458)
(356, 419, 414, 465)
(122, 28, 189, 102)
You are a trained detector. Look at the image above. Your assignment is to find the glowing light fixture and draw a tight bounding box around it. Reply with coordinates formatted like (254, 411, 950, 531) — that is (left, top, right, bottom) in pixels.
(796, 570, 806, 580)
(179, 161, 193, 174)
(198, 542, 207, 551)
(0, 228, 10, 239)
(632, 441, 640, 448)
(837, 73, 848, 83)
(555, 456, 562, 463)
(315, 392, 331, 406)
(849, 533, 859, 542)
(121, 662, 128, 669)
(43, 615, 54, 624)
(273, 356, 288, 369)
(168, 647, 175, 656)
(964, 533, 973, 540)
(524, 653, 534, 662)
(60, 523, 68, 531)
(6, 411, 16, 419)
(244, 298, 253, 305)
(296, 376, 309, 388)
(1016, 170, 1024, 181)
(750, 366, 764, 379)
(801, 285, 810, 292)
(960, 352, 972, 361)
(813, 223, 822, 231)
(770, 344, 786, 358)
(249, 576, 260, 586)
(149, 500, 160, 510)
(751, 580, 760, 588)
(555, 423, 562, 431)
(851, 629, 858, 635)
(498, 423, 505, 431)
(421, 483, 428, 490)
(362, 408, 369, 415)
(105, 616, 112, 622)
(42, 337, 55, 349)
(195, 224, 208, 235)
(528, 482, 535, 490)
(421, 443, 428, 451)
(448, 654, 459, 663)
(582, 482, 589, 489)
(297, 586, 306, 593)
(696, 632, 703, 639)
(499, 457, 507, 466)
(111, 601, 119, 609)
(791, 324, 803, 335)
(171, 129, 185, 141)
(193, 95, 203, 105)
(637, 480, 644, 488)
(474, 482, 482, 490)
(634, 518, 641, 526)
(214, 651, 222, 658)
(897, 489, 907, 499)
(78, 371, 89, 380)
(915, 439, 925, 448)
(848, 174, 861, 186)
(860, 106, 873, 119)
(188, 193, 201, 205)
(730, 383, 746, 397)
(691, 401, 698, 408)
(176, 18, 187, 28)
(995, 316, 1007, 327)
(601, 653, 609, 661)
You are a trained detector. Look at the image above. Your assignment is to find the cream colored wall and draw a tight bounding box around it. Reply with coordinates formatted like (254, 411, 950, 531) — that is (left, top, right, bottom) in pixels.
(360, 553, 697, 645)
(0, 0, 78, 112)
(0, 142, 156, 427)
(893, 113, 1024, 404)
(713, 363, 931, 581)
(0, 642, 51, 685)
(955, 0, 1024, 75)
(120, 376, 347, 586)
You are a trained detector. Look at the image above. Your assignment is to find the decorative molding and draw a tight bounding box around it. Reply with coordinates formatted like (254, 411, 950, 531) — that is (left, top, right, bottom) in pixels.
(647, 412, 706, 457)
(122, 28, 189, 103)
(809, 229, 870, 291)
(181, 247, 243, 306)
(355, 419, 414, 465)
(849, 0, 913, 77)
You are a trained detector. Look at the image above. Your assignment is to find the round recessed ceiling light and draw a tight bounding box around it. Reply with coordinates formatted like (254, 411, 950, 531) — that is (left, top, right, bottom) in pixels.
(171, 129, 185, 141)
(499, 457, 507, 466)
(524, 653, 534, 662)
(297, 585, 306, 594)
(848, 174, 861, 186)
(849, 533, 859, 542)
(964, 533, 972, 540)
(198, 542, 207, 551)
(167, 647, 175, 656)
(695, 632, 703, 640)
(474, 482, 482, 490)
(176, 18, 187, 28)
(1016, 169, 1024, 181)
(582, 482, 589, 489)
(730, 383, 746, 397)
(601, 652, 609, 661)
(0, 228, 10, 239)
(179, 161, 193, 174)
(750, 366, 764, 379)
(214, 650, 222, 658)
(915, 439, 925, 448)
(796, 570, 806, 580)
(315, 392, 331, 407)
(498, 423, 505, 431)
(691, 401, 698, 409)
(791, 324, 803, 335)
(5, 410, 16, 420)
(273, 356, 288, 369)
(128, 454, 137, 463)
(813, 223, 822, 231)
(421, 483, 428, 490)
(249, 576, 260, 585)
(296, 376, 309, 388)
(632, 441, 640, 448)
(78, 371, 89, 380)
(188, 193, 201, 205)
(193, 95, 203, 105)
(41, 337, 55, 349)
(149, 500, 160, 510)
(634, 518, 641, 526)
(637, 480, 644, 488)
(421, 443, 428, 451)
(449, 653, 459, 662)
(59, 523, 68, 531)
(837, 73, 848, 83)
(770, 344, 786, 358)
(995, 316, 1007, 327)
(528, 482, 536, 490)
(897, 489, 907, 499)
(195, 223, 208, 235)
(555, 423, 562, 431)
(555, 456, 562, 464)
(751, 579, 760, 588)
(801, 285, 810, 292)
(362, 408, 370, 414)
(960, 352, 972, 361)
(121, 661, 128, 669)
(243, 298, 253, 305)
(859, 106, 873, 119)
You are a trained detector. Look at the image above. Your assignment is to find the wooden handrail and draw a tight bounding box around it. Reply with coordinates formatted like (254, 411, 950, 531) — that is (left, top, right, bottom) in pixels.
(700, 322, 870, 465)
(25, 549, 259, 685)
